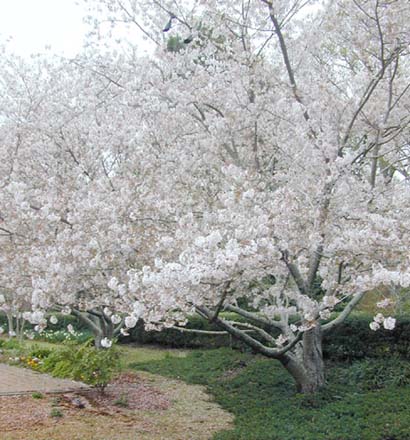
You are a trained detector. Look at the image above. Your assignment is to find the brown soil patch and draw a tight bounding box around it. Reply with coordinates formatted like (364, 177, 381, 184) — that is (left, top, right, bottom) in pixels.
(1, 371, 234, 440)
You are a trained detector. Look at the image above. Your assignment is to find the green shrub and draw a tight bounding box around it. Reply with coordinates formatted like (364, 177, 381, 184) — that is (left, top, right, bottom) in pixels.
(2, 339, 22, 350)
(40, 340, 119, 392)
(28, 345, 52, 360)
(125, 314, 250, 349)
(71, 342, 119, 392)
(323, 313, 410, 361)
(332, 356, 410, 390)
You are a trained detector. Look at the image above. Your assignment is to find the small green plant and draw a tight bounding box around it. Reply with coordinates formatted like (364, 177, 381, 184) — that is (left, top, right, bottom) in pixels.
(31, 391, 44, 399)
(50, 396, 62, 407)
(29, 345, 52, 359)
(72, 342, 119, 393)
(50, 408, 63, 418)
(114, 393, 129, 408)
(39, 340, 119, 394)
(2, 339, 22, 350)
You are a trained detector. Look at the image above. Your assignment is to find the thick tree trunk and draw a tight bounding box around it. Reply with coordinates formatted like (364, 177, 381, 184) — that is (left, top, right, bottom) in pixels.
(94, 332, 104, 349)
(280, 325, 325, 393)
(301, 325, 325, 393)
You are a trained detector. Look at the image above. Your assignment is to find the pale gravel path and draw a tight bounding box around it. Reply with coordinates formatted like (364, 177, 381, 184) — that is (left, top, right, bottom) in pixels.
(0, 363, 89, 395)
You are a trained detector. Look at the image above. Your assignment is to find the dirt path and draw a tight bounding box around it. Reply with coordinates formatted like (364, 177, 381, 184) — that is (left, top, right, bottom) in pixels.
(0, 363, 89, 395)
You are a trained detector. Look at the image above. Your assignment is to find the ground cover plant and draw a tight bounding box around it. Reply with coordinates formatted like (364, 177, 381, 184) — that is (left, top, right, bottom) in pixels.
(132, 347, 410, 440)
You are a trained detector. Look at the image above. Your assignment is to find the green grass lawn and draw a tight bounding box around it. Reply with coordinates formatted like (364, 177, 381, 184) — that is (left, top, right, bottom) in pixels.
(131, 347, 410, 440)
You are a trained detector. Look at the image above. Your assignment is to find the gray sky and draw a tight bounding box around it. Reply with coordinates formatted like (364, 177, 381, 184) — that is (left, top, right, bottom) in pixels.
(0, 0, 87, 56)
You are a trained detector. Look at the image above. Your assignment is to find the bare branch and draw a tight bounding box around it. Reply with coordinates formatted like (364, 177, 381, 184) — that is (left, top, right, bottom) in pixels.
(197, 305, 302, 359)
(322, 291, 366, 333)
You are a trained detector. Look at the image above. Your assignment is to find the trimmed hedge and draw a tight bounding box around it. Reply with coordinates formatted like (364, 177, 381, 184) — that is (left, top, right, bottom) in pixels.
(124, 314, 246, 349)
(125, 313, 410, 361)
(323, 313, 410, 361)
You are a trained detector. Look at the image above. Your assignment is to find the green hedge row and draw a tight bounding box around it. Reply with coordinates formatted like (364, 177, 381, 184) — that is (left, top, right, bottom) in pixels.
(323, 313, 410, 361)
(125, 313, 410, 361)
(125, 314, 246, 349)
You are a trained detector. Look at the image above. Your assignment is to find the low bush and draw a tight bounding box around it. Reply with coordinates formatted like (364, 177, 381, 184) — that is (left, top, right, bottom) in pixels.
(39, 340, 119, 392)
(125, 314, 253, 349)
(323, 313, 410, 361)
(331, 356, 410, 390)
(0, 339, 22, 350)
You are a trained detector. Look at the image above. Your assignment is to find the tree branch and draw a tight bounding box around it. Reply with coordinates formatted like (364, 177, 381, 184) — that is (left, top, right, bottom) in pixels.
(281, 251, 308, 295)
(225, 304, 283, 329)
(322, 291, 366, 333)
(71, 308, 103, 336)
(196, 306, 301, 359)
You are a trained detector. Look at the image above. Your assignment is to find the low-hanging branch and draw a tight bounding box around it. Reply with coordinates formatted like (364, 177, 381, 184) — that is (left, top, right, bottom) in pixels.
(196, 305, 302, 359)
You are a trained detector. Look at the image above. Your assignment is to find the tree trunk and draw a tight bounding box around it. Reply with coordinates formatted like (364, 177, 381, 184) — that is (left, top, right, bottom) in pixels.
(94, 332, 103, 349)
(6, 313, 14, 338)
(301, 325, 325, 393)
(280, 325, 325, 394)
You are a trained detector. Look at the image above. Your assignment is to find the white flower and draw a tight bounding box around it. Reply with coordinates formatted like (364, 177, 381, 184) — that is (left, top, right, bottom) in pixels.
(61, 306, 71, 315)
(30, 310, 45, 324)
(319, 309, 331, 320)
(111, 314, 122, 325)
(49, 315, 58, 325)
(322, 295, 338, 308)
(374, 313, 384, 324)
(118, 284, 127, 296)
(108, 277, 118, 290)
(133, 301, 145, 318)
(103, 307, 112, 317)
(0, 294, 5, 303)
(304, 312, 315, 321)
(67, 324, 75, 334)
(100, 337, 112, 348)
(290, 324, 298, 332)
(125, 315, 138, 329)
(8, 331, 16, 337)
(383, 317, 396, 331)
(0, 327, 4, 335)
(370, 321, 380, 331)
(120, 328, 130, 336)
(275, 334, 288, 346)
(376, 298, 392, 309)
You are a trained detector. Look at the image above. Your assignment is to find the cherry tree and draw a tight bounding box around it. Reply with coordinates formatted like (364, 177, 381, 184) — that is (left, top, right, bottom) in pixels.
(0, 48, 146, 343)
(76, 0, 410, 392)
(0, 46, 178, 346)
(2, 0, 410, 391)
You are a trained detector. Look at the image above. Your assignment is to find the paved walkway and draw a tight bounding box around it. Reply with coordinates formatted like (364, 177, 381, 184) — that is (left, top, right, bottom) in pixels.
(0, 363, 89, 396)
